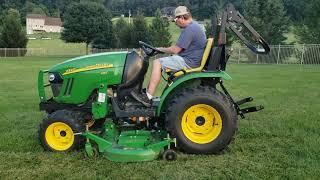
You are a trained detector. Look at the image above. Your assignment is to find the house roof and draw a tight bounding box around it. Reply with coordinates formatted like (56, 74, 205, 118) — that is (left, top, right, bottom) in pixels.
(44, 17, 62, 26)
(26, 14, 46, 19)
(26, 14, 62, 26)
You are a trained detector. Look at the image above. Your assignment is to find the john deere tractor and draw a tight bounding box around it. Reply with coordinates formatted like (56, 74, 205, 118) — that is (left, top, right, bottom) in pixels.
(38, 4, 270, 162)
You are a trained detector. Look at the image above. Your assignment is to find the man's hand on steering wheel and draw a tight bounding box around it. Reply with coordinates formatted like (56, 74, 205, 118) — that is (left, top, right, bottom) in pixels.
(139, 41, 164, 57)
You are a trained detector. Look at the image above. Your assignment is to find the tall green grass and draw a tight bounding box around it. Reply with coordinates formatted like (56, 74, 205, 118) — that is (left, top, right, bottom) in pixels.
(0, 57, 319, 179)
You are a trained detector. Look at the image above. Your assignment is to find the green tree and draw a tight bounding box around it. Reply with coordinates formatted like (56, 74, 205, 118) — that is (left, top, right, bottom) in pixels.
(130, 11, 149, 48)
(0, 0, 26, 24)
(113, 17, 132, 48)
(91, 10, 115, 49)
(284, 0, 307, 23)
(244, 0, 289, 44)
(149, 9, 171, 47)
(61, 1, 114, 54)
(24, 1, 49, 15)
(40, 0, 60, 17)
(0, 9, 28, 48)
(0, 26, 4, 47)
(57, 0, 80, 21)
(295, 0, 320, 43)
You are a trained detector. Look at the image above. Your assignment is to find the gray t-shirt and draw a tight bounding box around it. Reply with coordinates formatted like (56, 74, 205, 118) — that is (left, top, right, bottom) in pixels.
(176, 21, 207, 68)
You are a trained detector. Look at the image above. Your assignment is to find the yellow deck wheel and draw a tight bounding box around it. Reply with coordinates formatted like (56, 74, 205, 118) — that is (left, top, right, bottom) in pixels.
(181, 104, 222, 144)
(45, 122, 75, 151)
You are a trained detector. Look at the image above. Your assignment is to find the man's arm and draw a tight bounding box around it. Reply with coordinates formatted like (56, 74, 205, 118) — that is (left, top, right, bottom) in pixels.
(158, 45, 182, 54)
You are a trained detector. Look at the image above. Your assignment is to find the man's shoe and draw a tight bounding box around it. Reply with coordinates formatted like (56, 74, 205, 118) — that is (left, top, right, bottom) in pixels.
(130, 91, 151, 107)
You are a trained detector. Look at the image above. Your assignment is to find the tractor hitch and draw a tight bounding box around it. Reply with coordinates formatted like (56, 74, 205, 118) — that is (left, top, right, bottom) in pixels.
(218, 80, 264, 119)
(236, 97, 264, 117)
(240, 105, 264, 114)
(236, 97, 253, 105)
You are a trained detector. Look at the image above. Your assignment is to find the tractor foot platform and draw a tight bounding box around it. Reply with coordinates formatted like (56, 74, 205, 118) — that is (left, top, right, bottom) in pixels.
(111, 97, 159, 118)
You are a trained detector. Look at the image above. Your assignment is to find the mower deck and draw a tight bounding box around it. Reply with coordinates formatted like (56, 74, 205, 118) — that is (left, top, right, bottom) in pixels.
(83, 122, 175, 162)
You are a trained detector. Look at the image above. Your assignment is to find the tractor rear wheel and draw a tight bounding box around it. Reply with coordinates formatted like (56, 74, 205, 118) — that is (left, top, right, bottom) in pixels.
(38, 110, 86, 152)
(165, 86, 237, 154)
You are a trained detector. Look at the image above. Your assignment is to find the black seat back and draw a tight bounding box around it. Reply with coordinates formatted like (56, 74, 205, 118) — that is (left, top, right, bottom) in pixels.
(205, 44, 229, 71)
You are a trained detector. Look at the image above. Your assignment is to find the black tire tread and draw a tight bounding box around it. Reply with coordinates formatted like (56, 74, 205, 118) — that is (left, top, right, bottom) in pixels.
(38, 110, 86, 151)
(165, 85, 238, 154)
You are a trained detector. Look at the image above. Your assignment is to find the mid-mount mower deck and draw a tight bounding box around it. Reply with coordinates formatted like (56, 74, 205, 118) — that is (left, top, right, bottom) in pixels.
(37, 4, 270, 162)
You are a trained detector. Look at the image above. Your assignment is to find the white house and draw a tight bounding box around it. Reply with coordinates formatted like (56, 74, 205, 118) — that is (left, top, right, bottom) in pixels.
(26, 14, 62, 34)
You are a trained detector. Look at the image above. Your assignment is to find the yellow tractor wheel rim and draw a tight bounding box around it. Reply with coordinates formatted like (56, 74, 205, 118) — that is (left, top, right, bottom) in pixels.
(45, 122, 75, 151)
(181, 104, 222, 144)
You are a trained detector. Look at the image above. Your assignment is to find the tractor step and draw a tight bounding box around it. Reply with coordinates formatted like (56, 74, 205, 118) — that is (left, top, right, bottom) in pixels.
(111, 97, 157, 118)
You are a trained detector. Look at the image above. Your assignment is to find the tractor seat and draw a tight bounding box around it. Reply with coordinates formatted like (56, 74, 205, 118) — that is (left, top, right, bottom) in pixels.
(165, 38, 214, 77)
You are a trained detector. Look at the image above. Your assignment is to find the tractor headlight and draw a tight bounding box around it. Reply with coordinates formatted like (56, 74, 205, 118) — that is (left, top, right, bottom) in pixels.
(48, 72, 63, 97)
(48, 73, 55, 82)
(48, 72, 63, 83)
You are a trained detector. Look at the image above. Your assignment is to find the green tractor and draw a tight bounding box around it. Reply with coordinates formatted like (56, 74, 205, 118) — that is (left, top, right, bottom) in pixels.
(37, 4, 270, 162)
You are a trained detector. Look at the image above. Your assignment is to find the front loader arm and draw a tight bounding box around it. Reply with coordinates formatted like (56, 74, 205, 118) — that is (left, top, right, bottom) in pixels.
(216, 4, 270, 54)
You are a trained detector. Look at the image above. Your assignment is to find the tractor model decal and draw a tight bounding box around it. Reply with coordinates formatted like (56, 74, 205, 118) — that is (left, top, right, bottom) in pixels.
(63, 63, 114, 75)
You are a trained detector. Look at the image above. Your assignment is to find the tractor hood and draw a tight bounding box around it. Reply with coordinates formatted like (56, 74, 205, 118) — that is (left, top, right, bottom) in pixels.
(49, 51, 128, 75)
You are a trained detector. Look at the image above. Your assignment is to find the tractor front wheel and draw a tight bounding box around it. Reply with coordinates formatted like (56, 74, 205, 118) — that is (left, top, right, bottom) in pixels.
(38, 110, 86, 152)
(166, 86, 237, 154)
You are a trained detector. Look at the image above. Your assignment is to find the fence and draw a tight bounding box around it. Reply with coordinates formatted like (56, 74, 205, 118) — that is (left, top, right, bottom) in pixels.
(229, 44, 320, 65)
(0, 47, 132, 57)
(1, 44, 320, 65)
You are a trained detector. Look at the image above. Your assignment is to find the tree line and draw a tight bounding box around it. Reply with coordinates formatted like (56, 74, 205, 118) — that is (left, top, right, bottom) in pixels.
(0, 0, 319, 51)
(0, 9, 28, 49)
(61, 1, 171, 54)
(0, 1, 172, 53)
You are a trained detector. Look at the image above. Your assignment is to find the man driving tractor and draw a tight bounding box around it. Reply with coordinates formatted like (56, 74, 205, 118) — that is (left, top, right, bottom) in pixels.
(131, 6, 207, 107)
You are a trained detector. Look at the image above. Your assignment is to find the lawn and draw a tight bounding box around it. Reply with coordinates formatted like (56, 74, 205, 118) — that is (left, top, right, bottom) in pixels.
(27, 33, 88, 56)
(0, 57, 319, 179)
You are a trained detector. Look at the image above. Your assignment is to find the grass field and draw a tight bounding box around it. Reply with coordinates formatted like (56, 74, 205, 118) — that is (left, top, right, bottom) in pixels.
(27, 33, 88, 55)
(0, 57, 319, 179)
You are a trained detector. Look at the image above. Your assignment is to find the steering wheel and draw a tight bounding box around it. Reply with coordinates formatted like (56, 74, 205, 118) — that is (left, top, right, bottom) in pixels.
(139, 41, 164, 56)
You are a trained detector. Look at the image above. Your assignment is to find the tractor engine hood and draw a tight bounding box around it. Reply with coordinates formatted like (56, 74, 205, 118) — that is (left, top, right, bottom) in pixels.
(49, 51, 128, 75)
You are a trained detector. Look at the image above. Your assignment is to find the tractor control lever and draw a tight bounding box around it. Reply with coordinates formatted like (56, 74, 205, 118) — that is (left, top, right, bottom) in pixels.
(219, 4, 270, 54)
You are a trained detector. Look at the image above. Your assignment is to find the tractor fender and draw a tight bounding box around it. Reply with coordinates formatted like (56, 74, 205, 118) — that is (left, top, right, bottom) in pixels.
(156, 71, 232, 116)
